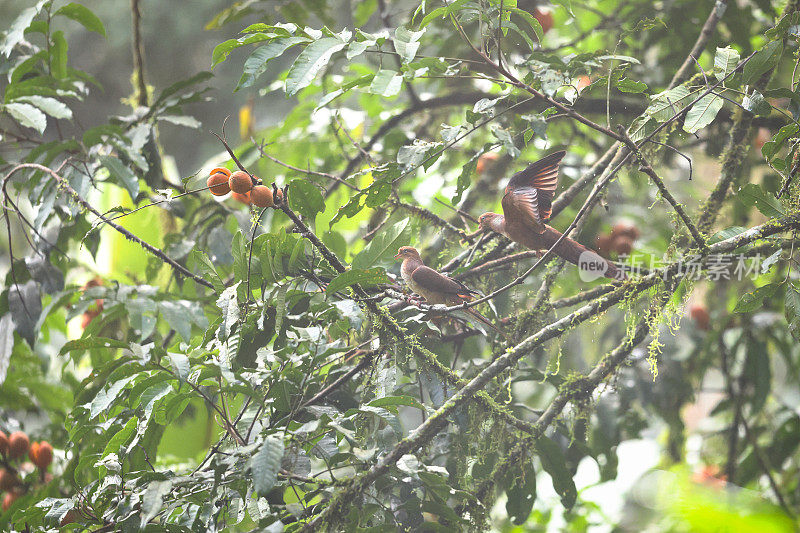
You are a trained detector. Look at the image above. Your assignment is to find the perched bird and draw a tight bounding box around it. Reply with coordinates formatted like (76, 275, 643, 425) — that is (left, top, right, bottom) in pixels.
(394, 246, 502, 334)
(477, 151, 626, 281)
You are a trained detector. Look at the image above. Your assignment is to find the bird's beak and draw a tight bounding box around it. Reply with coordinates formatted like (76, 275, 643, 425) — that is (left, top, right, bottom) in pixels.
(393, 252, 402, 260)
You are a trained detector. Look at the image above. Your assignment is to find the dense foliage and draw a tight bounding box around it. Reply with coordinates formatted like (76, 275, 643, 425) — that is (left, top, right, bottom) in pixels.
(1, 0, 800, 530)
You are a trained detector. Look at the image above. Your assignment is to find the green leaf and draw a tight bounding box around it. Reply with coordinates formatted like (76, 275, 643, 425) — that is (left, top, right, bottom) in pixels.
(506, 461, 536, 525)
(714, 46, 740, 81)
(251, 436, 284, 496)
(786, 283, 800, 341)
(512, 7, 544, 43)
(211, 33, 274, 68)
(369, 69, 403, 97)
(453, 155, 478, 203)
(237, 37, 307, 89)
(738, 183, 785, 218)
(708, 226, 746, 245)
(762, 123, 798, 161)
(102, 416, 137, 459)
(189, 250, 224, 293)
(5, 102, 46, 134)
(734, 283, 779, 313)
(55, 3, 106, 36)
(742, 90, 772, 116)
(153, 72, 213, 107)
(51, 30, 68, 79)
(615, 78, 648, 93)
(141, 480, 173, 524)
(352, 218, 410, 269)
(646, 86, 696, 122)
(99, 155, 139, 201)
(627, 115, 656, 142)
(743, 40, 782, 84)
(419, 0, 469, 28)
(368, 395, 426, 411)
(744, 335, 770, 412)
(0, 3, 44, 57)
(393, 26, 425, 63)
(17, 95, 72, 120)
(683, 94, 723, 133)
(288, 179, 325, 219)
(285, 37, 347, 96)
(536, 437, 577, 509)
(0, 315, 14, 384)
(59, 337, 128, 355)
(327, 268, 388, 295)
(216, 283, 240, 340)
(168, 353, 190, 382)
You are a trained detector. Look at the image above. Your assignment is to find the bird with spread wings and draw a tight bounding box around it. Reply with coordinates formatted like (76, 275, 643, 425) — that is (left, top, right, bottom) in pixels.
(478, 151, 626, 281)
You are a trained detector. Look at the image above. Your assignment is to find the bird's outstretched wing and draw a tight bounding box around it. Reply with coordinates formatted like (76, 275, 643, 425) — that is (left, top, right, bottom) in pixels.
(411, 266, 476, 297)
(502, 151, 566, 232)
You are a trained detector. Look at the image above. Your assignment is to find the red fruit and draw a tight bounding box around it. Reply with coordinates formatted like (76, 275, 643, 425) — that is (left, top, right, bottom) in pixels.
(610, 221, 640, 240)
(0, 431, 8, 456)
(0, 469, 17, 491)
(8, 432, 28, 460)
(228, 171, 253, 194)
(534, 9, 554, 34)
(207, 173, 231, 196)
(2, 491, 18, 511)
(251, 185, 274, 208)
(476, 152, 500, 175)
(689, 304, 710, 331)
(32, 441, 52, 470)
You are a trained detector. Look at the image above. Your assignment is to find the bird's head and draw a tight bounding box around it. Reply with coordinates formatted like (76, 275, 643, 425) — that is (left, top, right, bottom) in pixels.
(478, 212, 503, 232)
(394, 246, 421, 261)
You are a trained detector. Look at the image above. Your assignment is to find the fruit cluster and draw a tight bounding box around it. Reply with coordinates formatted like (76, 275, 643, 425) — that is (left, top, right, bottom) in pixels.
(206, 167, 279, 208)
(0, 431, 53, 512)
(595, 221, 640, 258)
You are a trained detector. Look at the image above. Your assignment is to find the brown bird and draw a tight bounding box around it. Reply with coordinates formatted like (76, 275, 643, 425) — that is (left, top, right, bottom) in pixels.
(477, 151, 625, 281)
(394, 246, 503, 334)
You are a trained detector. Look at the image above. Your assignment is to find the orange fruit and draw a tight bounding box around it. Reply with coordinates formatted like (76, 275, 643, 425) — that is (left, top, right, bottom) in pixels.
(209, 167, 231, 178)
(251, 185, 274, 208)
(228, 171, 253, 194)
(32, 441, 52, 470)
(275, 189, 284, 204)
(8, 432, 28, 460)
(28, 442, 39, 463)
(231, 191, 252, 205)
(207, 173, 231, 196)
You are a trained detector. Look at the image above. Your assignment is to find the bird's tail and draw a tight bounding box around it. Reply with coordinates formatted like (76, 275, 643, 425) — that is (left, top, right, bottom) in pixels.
(457, 295, 510, 340)
(541, 228, 627, 281)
